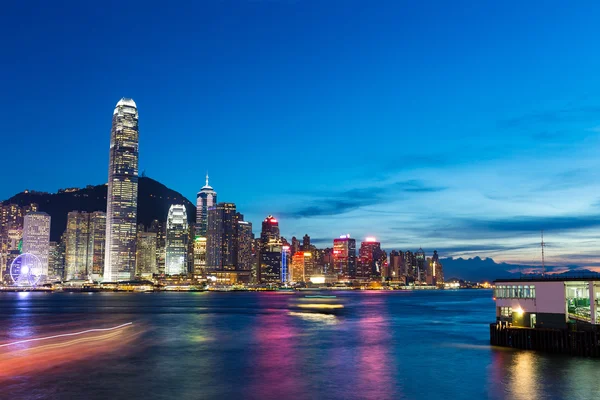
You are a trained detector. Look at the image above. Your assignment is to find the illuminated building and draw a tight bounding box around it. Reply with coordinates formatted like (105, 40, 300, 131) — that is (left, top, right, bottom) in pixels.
(281, 245, 290, 283)
(302, 234, 311, 250)
(430, 250, 444, 286)
(65, 211, 106, 280)
(48, 240, 65, 280)
(104, 98, 139, 282)
(259, 216, 282, 283)
(196, 174, 217, 237)
(291, 236, 300, 255)
(165, 205, 189, 275)
(193, 237, 207, 275)
(404, 250, 416, 282)
(291, 251, 314, 283)
(136, 231, 157, 276)
(149, 219, 166, 274)
(333, 234, 356, 278)
(206, 203, 238, 271)
(415, 248, 426, 282)
(22, 212, 51, 280)
(89, 212, 106, 279)
(65, 211, 91, 280)
(388, 250, 404, 281)
(237, 220, 253, 271)
(357, 238, 387, 279)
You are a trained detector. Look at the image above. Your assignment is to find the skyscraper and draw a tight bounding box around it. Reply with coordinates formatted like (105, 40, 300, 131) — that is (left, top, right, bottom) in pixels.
(65, 211, 106, 280)
(165, 205, 188, 275)
(22, 212, 51, 281)
(291, 251, 314, 283)
(104, 98, 139, 282)
(237, 220, 254, 271)
(415, 248, 426, 283)
(196, 174, 217, 237)
(259, 216, 282, 283)
(65, 211, 91, 280)
(333, 234, 356, 278)
(88, 212, 106, 279)
(206, 203, 238, 271)
(136, 231, 157, 276)
(357, 238, 387, 279)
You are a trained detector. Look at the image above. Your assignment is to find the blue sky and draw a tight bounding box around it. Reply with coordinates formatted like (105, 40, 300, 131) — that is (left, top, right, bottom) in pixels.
(2, 1, 600, 268)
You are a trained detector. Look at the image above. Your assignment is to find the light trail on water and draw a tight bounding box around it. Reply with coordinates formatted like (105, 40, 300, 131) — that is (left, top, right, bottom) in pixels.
(0, 322, 133, 348)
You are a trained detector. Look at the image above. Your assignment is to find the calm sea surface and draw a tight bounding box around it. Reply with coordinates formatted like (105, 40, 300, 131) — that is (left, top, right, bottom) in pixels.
(0, 290, 597, 399)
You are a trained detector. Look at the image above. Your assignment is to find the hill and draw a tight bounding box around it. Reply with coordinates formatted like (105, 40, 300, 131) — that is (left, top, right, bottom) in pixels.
(3, 177, 196, 241)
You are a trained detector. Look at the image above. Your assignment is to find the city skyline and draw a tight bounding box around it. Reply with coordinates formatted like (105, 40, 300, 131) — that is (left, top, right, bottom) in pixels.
(3, 2, 600, 270)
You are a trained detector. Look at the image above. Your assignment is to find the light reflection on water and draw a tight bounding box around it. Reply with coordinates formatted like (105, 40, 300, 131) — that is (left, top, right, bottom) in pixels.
(0, 290, 598, 399)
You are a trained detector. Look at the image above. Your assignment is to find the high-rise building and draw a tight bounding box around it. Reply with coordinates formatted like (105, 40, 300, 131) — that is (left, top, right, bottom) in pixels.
(357, 238, 387, 279)
(149, 219, 166, 274)
(302, 234, 311, 250)
(104, 98, 139, 282)
(333, 234, 356, 278)
(259, 216, 282, 283)
(136, 231, 157, 276)
(65, 211, 91, 280)
(165, 205, 188, 275)
(237, 220, 254, 271)
(192, 236, 207, 275)
(430, 250, 444, 286)
(48, 240, 65, 280)
(196, 174, 217, 237)
(65, 211, 106, 280)
(22, 212, 51, 281)
(88, 212, 106, 279)
(206, 203, 238, 271)
(291, 251, 314, 283)
(388, 250, 405, 281)
(415, 248, 426, 283)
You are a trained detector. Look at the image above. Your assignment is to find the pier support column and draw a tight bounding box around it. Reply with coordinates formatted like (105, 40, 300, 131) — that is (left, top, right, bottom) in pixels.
(589, 282, 596, 325)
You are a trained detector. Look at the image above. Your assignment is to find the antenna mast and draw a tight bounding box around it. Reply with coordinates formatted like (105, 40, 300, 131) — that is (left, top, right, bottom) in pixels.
(541, 230, 546, 277)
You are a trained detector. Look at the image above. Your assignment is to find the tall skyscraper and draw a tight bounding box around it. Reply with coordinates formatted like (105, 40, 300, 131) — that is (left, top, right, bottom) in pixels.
(196, 174, 217, 237)
(149, 219, 166, 274)
(333, 234, 356, 278)
(65, 211, 91, 280)
(104, 98, 139, 282)
(22, 212, 51, 281)
(136, 231, 157, 276)
(357, 237, 387, 278)
(165, 205, 188, 275)
(291, 251, 314, 283)
(388, 250, 405, 281)
(415, 248, 426, 282)
(206, 203, 238, 271)
(65, 211, 106, 280)
(237, 219, 254, 271)
(259, 216, 282, 283)
(88, 212, 106, 279)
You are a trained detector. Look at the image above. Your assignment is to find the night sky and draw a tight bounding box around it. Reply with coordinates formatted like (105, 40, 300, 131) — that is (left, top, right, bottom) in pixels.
(3, 1, 600, 270)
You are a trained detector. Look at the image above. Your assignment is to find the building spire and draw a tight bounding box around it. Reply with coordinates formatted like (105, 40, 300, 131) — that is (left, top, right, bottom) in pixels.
(206, 172, 209, 186)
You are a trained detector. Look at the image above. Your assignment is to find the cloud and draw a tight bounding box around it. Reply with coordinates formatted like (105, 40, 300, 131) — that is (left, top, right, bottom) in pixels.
(462, 214, 600, 234)
(281, 179, 446, 219)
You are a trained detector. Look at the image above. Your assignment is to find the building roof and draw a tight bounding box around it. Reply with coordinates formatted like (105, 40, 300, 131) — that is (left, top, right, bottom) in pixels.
(116, 98, 137, 108)
(495, 274, 600, 283)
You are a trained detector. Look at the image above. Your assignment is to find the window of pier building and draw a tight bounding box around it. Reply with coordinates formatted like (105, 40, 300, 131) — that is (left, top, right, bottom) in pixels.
(494, 284, 536, 299)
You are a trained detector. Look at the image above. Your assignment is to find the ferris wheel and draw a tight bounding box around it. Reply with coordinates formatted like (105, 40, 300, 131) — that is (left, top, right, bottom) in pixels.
(10, 253, 43, 286)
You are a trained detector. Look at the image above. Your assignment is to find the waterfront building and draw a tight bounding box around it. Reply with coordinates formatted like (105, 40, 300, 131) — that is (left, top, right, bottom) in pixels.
(357, 237, 386, 278)
(104, 98, 139, 282)
(388, 250, 405, 281)
(22, 212, 51, 280)
(493, 277, 600, 329)
(48, 240, 65, 280)
(290, 251, 314, 283)
(206, 203, 238, 271)
(136, 231, 157, 276)
(415, 248, 426, 282)
(165, 205, 188, 275)
(195, 174, 217, 237)
(429, 250, 444, 286)
(192, 237, 207, 275)
(149, 219, 166, 274)
(237, 220, 253, 271)
(404, 250, 416, 282)
(332, 234, 356, 278)
(259, 216, 282, 283)
(65, 211, 91, 280)
(89, 212, 106, 279)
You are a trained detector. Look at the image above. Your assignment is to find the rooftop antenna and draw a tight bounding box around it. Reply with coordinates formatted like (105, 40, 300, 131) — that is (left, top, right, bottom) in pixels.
(541, 230, 546, 277)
